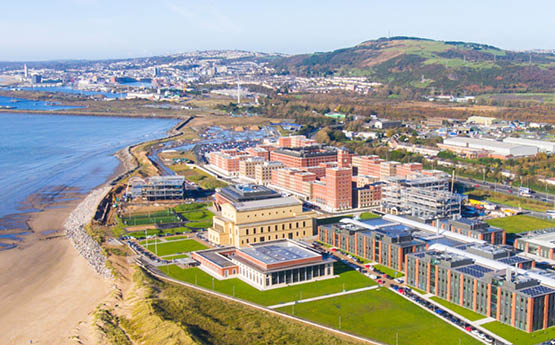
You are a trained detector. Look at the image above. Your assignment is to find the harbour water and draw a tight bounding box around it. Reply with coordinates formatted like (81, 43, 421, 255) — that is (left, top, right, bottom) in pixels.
(0, 95, 83, 111)
(0, 113, 177, 227)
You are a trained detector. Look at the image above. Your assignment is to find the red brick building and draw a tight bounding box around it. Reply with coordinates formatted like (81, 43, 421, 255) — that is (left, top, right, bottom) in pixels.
(312, 167, 353, 211)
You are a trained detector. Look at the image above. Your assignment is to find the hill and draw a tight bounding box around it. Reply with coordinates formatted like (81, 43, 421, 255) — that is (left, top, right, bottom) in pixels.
(271, 37, 555, 94)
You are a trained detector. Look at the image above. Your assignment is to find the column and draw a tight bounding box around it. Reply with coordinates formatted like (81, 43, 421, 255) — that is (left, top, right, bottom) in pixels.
(415, 258, 420, 289)
(496, 287, 501, 320)
(378, 241, 383, 264)
(473, 279, 478, 312)
(372, 238, 376, 262)
(435, 266, 439, 295)
(527, 297, 534, 333)
(363, 236, 367, 259)
(487, 284, 492, 317)
(426, 263, 431, 293)
(459, 276, 464, 307)
(398, 248, 403, 271)
(446, 270, 452, 302)
(511, 292, 516, 327)
(544, 295, 549, 329)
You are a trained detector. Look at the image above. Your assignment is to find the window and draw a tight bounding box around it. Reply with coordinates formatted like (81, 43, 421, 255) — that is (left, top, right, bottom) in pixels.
(260, 236, 265, 242)
(246, 229, 249, 235)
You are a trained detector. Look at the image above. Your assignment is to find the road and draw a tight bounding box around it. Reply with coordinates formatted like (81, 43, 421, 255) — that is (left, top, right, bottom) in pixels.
(456, 176, 555, 214)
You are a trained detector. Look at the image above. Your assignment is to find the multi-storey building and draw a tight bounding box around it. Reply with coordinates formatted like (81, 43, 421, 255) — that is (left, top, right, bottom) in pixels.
(192, 240, 336, 290)
(270, 168, 316, 199)
(254, 161, 284, 185)
(278, 135, 317, 148)
(396, 162, 423, 178)
(318, 218, 427, 271)
(208, 149, 250, 176)
(239, 157, 265, 179)
(405, 244, 555, 332)
(270, 145, 337, 169)
(432, 218, 506, 245)
(515, 229, 555, 261)
(312, 167, 352, 211)
(352, 155, 383, 177)
(245, 147, 270, 160)
(208, 184, 316, 247)
(381, 175, 460, 219)
(353, 182, 384, 208)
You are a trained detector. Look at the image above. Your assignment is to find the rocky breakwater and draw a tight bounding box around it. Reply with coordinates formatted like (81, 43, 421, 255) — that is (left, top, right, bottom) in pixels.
(64, 186, 112, 279)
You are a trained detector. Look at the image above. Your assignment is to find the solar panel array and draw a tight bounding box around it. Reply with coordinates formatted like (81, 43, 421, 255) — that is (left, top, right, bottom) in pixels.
(521, 285, 555, 297)
(456, 264, 493, 278)
(498, 256, 529, 265)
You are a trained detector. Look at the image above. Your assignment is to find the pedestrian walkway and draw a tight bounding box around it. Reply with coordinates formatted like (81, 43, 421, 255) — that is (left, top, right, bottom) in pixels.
(267, 285, 379, 309)
(473, 317, 495, 326)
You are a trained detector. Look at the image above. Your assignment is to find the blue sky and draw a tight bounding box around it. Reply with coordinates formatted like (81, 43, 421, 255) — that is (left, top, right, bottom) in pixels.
(1, 0, 553, 61)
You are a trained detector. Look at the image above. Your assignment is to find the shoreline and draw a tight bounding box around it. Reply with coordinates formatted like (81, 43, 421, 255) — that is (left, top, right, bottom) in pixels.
(0, 117, 182, 343)
(0, 108, 187, 119)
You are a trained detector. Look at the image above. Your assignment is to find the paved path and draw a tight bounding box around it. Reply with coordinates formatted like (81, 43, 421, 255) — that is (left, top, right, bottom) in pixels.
(473, 317, 496, 326)
(267, 285, 379, 309)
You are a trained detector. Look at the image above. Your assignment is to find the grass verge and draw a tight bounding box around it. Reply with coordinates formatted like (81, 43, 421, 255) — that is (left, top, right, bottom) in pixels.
(373, 264, 404, 278)
(482, 320, 555, 345)
(430, 296, 484, 321)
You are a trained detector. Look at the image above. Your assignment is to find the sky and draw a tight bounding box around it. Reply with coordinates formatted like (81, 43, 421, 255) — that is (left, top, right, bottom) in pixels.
(1, 0, 554, 61)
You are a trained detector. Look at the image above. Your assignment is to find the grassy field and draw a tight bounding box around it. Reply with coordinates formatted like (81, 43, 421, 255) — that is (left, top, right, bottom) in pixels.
(162, 261, 376, 306)
(467, 189, 553, 212)
(174, 166, 228, 189)
(119, 269, 363, 345)
(486, 215, 555, 233)
(482, 320, 555, 345)
(430, 297, 484, 321)
(126, 227, 192, 239)
(359, 212, 380, 220)
(122, 210, 181, 226)
(277, 288, 481, 345)
(373, 264, 404, 278)
(142, 238, 208, 256)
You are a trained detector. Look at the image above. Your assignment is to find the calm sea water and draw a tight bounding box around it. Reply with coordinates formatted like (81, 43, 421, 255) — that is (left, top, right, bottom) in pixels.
(0, 113, 177, 224)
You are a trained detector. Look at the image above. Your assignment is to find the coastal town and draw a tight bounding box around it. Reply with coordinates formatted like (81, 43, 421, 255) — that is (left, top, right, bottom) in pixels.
(1, 4, 555, 344)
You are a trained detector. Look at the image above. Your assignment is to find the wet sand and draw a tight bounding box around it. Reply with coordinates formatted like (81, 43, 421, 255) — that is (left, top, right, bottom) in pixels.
(0, 193, 112, 344)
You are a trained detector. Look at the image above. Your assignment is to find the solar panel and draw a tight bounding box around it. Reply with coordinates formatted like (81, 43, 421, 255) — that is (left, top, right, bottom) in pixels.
(456, 264, 493, 278)
(498, 256, 529, 265)
(521, 286, 555, 297)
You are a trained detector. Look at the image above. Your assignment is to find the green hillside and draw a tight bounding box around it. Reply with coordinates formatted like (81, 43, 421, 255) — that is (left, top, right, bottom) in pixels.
(272, 37, 555, 93)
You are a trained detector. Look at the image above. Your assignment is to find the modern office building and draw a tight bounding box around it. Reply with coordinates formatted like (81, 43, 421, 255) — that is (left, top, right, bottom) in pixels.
(432, 218, 506, 245)
(192, 240, 336, 290)
(128, 176, 186, 200)
(515, 229, 555, 261)
(208, 184, 316, 247)
(405, 244, 554, 332)
(318, 218, 427, 271)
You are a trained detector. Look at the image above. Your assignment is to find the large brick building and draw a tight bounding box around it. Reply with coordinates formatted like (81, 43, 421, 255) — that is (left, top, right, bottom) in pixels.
(405, 244, 554, 332)
(312, 167, 352, 211)
(270, 168, 316, 199)
(208, 149, 250, 176)
(318, 218, 427, 271)
(270, 145, 338, 170)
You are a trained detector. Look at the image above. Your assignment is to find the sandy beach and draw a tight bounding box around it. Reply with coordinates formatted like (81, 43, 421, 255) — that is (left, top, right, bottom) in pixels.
(0, 193, 112, 344)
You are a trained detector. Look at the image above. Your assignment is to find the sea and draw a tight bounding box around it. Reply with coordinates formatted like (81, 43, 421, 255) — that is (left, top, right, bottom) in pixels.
(0, 112, 177, 228)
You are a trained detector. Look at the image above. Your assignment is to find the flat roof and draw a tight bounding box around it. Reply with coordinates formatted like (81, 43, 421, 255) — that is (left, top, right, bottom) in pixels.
(194, 248, 236, 268)
(239, 241, 319, 265)
(234, 196, 301, 211)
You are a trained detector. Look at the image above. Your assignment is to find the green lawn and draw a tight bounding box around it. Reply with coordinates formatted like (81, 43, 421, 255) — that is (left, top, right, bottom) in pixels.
(126, 227, 191, 239)
(162, 253, 190, 259)
(410, 286, 428, 295)
(186, 220, 212, 229)
(174, 202, 207, 213)
(181, 210, 213, 221)
(373, 264, 404, 278)
(277, 289, 481, 345)
(430, 297, 484, 321)
(122, 211, 181, 226)
(162, 261, 376, 306)
(142, 239, 208, 256)
(486, 215, 555, 233)
(482, 321, 555, 345)
(359, 212, 380, 220)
